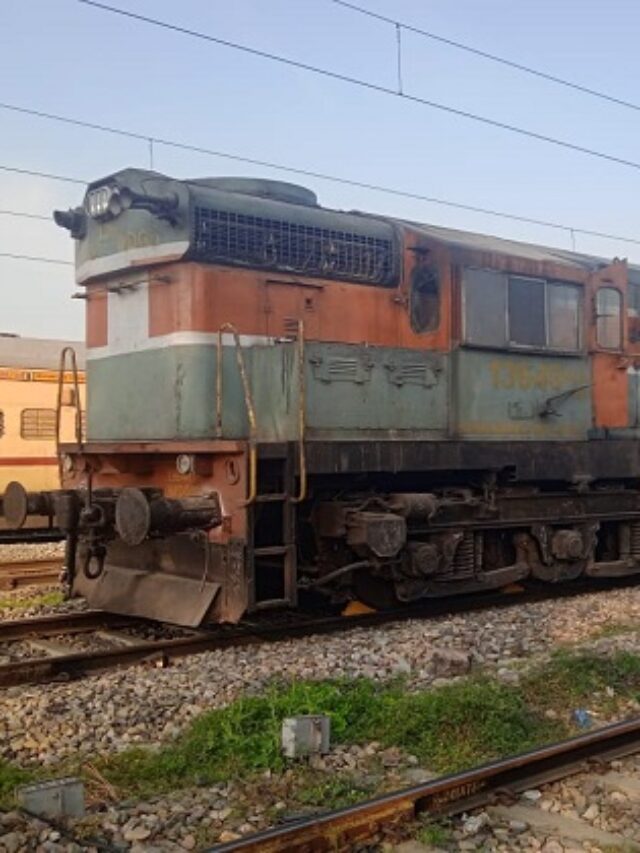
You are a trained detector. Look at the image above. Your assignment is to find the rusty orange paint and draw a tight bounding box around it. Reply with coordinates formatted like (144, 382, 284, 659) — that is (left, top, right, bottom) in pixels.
(586, 260, 629, 428)
(592, 354, 629, 428)
(86, 289, 108, 348)
(148, 237, 452, 351)
(62, 441, 249, 540)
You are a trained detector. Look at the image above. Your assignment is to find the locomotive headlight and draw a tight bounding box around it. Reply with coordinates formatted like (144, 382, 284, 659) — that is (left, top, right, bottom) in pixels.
(86, 185, 132, 221)
(176, 454, 195, 475)
(86, 186, 114, 219)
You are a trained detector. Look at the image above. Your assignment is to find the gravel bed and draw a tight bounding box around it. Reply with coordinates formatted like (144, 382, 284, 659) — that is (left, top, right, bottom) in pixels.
(3, 750, 640, 850)
(0, 542, 65, 563)
(2, 584, 640, 766)
(0, 743, 429, 851)
(444, 753, 640, 851)
(1, 584, 640, 851)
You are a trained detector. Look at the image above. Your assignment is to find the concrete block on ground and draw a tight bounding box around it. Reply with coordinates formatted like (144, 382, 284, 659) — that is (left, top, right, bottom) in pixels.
(281, 715, 330, 758)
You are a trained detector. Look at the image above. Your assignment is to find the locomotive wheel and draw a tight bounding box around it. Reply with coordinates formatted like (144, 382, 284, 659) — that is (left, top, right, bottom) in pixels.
(353, 570, 400, 610)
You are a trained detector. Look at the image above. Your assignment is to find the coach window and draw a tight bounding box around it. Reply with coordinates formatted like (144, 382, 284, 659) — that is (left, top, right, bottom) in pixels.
(410, 263, 440, 333)
(548, 283, 581, 350)
(463, 269, 507, 347)
(628, 282, 640, 344)
(20, 408, 56, 440)
(596, 287, 622, 350)
(509, 277, 545, 347)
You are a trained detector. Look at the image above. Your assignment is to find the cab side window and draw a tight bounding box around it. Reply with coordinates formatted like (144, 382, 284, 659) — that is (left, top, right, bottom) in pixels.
(463, 269, 506, 347)
(596, 287, 622, 350)
(410, 263, 440, 334)
(509, 277, 545, 347)
(463, 268, 581, 352)
(548, 284, 581, 350)
(628, 282, 640, 344)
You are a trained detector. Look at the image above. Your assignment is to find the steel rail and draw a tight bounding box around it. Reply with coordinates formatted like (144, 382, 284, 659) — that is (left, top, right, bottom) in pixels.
(210, 717, 640, 852)
(0, 528, 65, 545)
(0, 610, 139, 642)
(1, 575, 639, 688)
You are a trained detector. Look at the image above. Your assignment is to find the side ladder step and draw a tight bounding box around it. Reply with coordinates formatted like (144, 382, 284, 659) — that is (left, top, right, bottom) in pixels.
(254, 545, 292, 557)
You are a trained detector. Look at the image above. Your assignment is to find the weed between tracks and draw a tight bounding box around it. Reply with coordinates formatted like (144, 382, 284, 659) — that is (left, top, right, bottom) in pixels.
(93, 677, 562, 798)
(0, 590, 63, 613)
(522, 649, 640, 713)
(2, 648, 640, 815)
(0, 760, 33, 802)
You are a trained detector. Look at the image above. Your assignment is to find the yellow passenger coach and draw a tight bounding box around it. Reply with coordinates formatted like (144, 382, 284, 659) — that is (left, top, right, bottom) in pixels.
(0, 335, 85, 495)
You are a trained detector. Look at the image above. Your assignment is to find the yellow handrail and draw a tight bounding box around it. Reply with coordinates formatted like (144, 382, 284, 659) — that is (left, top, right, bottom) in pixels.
(55, 346, 83, 482)
(291, 319, 307, 503)
(216, 323, 258, 505)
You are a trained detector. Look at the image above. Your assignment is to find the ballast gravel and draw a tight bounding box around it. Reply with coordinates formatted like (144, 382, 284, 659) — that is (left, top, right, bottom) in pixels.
(1, 584, 640, 849)
(3, 584, 640, 767)
(0, 542, 65, 563)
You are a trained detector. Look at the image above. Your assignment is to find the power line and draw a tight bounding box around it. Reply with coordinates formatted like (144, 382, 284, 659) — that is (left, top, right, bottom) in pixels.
(0, 252, 73, 266)
(0, 164, 85, 184)
(330, 0, 640, 114)
(73, 0, 640, 173)
(0, 209, 51, 222)
(1, 154, 640, 251)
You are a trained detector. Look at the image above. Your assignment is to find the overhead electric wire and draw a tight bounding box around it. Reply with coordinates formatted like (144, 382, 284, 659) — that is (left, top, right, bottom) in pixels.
(0, 164, 85, 185)
(0, 209, 51, 221)
(73, 0, 640, 173)
(330, 0, 640, 114)
(0, 252, 73, 266)
(1, 154, 640, 250)
(2, 101, 640, 249)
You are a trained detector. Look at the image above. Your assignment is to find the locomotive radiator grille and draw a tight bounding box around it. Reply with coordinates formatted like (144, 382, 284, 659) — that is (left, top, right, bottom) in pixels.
(192, 206, 397, 285)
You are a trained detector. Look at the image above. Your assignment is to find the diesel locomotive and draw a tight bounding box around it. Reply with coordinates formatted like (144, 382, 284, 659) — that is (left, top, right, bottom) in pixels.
(4, 167, 640, 626)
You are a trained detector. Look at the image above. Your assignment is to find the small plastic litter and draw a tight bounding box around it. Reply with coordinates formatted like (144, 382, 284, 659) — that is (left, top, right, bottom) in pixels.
(572, 708, 593, 728)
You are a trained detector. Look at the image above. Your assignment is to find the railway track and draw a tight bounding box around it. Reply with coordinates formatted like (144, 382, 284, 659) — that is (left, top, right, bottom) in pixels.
(0, 575, 639, 688)
(0, 558, 63, 590)
(0, 527, 64, 545)
(211, 717, 640, 852)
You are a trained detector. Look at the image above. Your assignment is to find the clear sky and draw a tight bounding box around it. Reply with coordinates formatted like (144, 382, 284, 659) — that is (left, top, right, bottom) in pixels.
(1, 0, 640, 339)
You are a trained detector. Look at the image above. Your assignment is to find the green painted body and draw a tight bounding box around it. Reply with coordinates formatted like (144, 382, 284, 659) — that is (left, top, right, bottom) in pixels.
(87, 342, 594, 443)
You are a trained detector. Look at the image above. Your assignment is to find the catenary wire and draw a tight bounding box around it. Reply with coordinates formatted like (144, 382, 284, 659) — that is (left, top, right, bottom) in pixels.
(0, 164, 85, 185)
(72, 0, 640, 173)
(0, 252, 73, 266)
(329, 0, 640, 114)
(0, 209, 51, 221)
(1, 154, 640, 248)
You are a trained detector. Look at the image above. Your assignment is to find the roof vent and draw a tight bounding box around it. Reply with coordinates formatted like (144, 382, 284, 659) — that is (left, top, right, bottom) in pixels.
(190, 177, 318, 207)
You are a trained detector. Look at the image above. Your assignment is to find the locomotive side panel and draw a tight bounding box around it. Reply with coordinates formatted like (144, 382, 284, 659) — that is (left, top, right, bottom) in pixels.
(88, 342, 300, 442)
(453, 349, 590, 441)
(304, 343, 448, 438)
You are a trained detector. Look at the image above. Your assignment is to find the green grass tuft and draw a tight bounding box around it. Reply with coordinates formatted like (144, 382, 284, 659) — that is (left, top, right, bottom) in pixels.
(523, 650, 640, 711)
(296, 774, 375, 809)
(97, 676, 562, 796)
(0, 760, 36, 806)
(0, 590, 64, 612)
(369, 678, 564, 772)
(416, 819, 452, 847)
